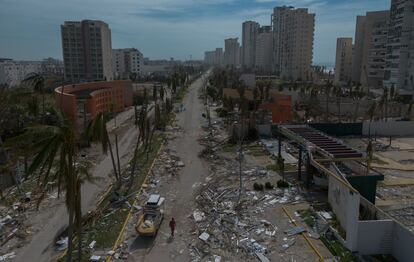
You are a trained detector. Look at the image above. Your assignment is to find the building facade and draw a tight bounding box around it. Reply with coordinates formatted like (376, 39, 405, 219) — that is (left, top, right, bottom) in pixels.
(214, 48, 224, 66)
(54, 80, 132, 130)
(353, 11, 389, 88)
(0, 58, 64, 87)
(242, 21, 260, 68)
(61, 20, 113, 83)
(0, 60, 42, 87)
(255, 26, 273, 72)
(112, 48, 143, 80)
(204, 51, 216, 65)
(224, 38, 241, 67)
(384, 0, 414, 94)
(272, 6, 315, 81)
(334, 38, 353, 85)
(352, 16, 367, 84)
(41, 58, 65, 76)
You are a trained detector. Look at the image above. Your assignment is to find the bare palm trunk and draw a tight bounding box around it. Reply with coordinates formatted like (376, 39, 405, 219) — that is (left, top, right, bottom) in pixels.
(107, 136, 119, 181)
(76, 180, 82, 261)
(353, 99, 361, 122)
(115, 134, 121, 179)
(42, 92, 45, 117)
(66, 208, 74, 262)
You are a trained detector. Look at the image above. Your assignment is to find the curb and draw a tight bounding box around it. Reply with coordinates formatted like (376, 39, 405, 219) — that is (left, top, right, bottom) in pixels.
(282, 206, 324, 261)
(106, 142, 165, 262)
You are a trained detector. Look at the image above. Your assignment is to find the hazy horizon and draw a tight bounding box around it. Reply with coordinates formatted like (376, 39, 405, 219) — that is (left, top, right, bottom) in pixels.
(0, 0, 390, 63)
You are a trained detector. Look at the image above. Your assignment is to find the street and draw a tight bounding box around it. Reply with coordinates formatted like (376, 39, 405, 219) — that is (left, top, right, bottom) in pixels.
(14, 108, 141, 262)
(124, 73, 210, 261)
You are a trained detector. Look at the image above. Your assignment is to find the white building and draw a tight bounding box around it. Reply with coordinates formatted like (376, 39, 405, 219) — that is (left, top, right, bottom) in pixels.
(255, 26, 273, 72)
(224, 38, 240, 67)
(61, 20, 113, 83)
(272, 6, 315, 81)
(214, 48, 224, 66)
(0, 60, 42, 87)
(41, 58, 64, 76)
(242, 21, 260, 68)
(384, 0, 414, 94)
(334, 38, 353, 85)
(112, 48, 143, 80)
(204, 51, 215, 65)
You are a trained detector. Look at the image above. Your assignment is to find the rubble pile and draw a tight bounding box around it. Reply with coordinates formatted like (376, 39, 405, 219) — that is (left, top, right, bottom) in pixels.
(188, 149, 304, 261)
(153, 149, 184, 177)
(0, 200, 33, 253)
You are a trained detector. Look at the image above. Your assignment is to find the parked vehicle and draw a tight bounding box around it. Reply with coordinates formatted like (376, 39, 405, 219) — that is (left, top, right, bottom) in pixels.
(135, 194, 165, 236)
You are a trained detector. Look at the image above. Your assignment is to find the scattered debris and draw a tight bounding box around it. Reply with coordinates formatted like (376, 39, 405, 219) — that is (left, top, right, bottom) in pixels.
(193, 210, 206, 222)
(255, 252, 270, 262)
(285, 226, 306, 236)
(319, 211, 333, 220)
(89, 255, 101, 261)
(55, 237, 68, 251)
(198, 232, 210, 242)
(281, 238, 296, 251)
(89, 240, 96, 249)
(0, 252, 16, 261)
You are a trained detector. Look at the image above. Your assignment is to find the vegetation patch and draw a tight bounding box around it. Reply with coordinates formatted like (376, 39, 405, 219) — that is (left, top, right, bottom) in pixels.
(276, 179, 289, 188)
(253, 182, 264, 191)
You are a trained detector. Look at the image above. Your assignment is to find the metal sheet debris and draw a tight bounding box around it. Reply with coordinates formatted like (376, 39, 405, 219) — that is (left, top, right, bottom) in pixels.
(199, 232, 210, 242)
(255, 252, 270, 262)
(285, 226, 306, 236)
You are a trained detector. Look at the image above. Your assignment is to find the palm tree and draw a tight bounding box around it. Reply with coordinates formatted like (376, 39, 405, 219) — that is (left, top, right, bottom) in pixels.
(324, 79, 332, 122)
(277, 155, 285, 181)
(334, 86, 342, 122)
(352, 83, 365, 122)
(366, 138, 373, 175)
(15, 109, 89, 261)
(86, 112, 120, 182)
(22, 73, 47, 117)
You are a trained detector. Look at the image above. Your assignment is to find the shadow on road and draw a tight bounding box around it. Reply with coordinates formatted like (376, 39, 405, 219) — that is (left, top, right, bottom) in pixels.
(129, 236, 156, 252)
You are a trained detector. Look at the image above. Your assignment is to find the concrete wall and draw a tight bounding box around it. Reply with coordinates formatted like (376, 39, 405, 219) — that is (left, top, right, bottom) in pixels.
(392, 222, 414, 262)
(257, 124, 272, 137)
(327, 172, 360, 251)
(362, 121, 414, 136)
(357, 220, 394, 255)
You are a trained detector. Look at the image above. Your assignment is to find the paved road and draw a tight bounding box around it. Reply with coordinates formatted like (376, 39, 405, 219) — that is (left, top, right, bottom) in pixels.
(128, 72, 210, 261)
(15, 108, 141, 262)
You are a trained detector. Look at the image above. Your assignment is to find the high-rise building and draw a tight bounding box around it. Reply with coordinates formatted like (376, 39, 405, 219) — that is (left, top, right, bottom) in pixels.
(61, 20, 113, 83)
(204, 51, 216, 65)
(112, 48, 143, 79)
(272, 6, 315, 81)
(255, 26, 273, 72)
(334, 38, 353, 85)
(352, 16, 366, 83)
(352, 11, 389, 88)
(224, 38, 240, 67)
(384, 0, 414, 94)
(242, 21, 260, 68)
(214, 48, 224, 66)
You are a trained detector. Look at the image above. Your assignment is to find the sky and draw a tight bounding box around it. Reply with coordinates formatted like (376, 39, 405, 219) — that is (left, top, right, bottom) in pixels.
(0, 0, 391, 65)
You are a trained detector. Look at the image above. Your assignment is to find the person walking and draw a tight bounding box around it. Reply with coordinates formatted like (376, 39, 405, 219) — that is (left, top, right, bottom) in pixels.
(169, 217, 176, 237)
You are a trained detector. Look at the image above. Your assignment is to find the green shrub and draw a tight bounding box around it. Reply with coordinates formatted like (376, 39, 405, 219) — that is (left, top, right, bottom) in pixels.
(277, 179, 289, 188)
(265, 182, 274, 189)
(253, 182, 264, 191)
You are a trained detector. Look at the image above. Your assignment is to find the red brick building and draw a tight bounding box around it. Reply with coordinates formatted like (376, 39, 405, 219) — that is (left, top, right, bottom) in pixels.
(54, 80, 133, 130)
